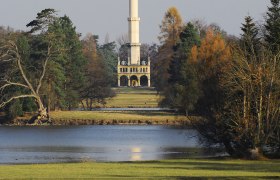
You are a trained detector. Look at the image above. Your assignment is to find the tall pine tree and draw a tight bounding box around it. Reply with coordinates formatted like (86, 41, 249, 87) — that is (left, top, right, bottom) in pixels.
(240, 16, 260, 59)
(59, 16, 86, 110)
(265, 0, 280, 53)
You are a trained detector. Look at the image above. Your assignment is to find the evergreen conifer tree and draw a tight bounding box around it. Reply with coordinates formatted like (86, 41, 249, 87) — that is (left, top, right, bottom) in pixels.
(240, 16, 260, 59)
(161, 23, 201, 115)
(265, 0, 280, 53)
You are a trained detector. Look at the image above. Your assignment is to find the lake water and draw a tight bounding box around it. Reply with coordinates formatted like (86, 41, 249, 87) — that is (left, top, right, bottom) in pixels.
(0, 125, 223, 164)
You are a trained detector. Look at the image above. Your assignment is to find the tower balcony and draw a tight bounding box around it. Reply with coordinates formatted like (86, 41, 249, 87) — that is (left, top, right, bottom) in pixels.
(128, 17, 140, 21)
(118, 65, 150, 74)
(128, 43, 141, 47)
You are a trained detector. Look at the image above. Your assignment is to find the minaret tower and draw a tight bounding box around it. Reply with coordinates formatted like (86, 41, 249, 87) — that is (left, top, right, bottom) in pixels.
(118, 0, 151, 87)
(128, 0, 141, 65)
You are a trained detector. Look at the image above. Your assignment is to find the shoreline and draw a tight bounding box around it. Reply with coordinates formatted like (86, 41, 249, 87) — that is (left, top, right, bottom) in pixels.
(8, 118, 191, 126)
(1, 110, 193, 126)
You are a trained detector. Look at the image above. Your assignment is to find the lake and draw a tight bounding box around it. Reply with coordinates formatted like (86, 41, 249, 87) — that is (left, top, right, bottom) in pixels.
(0, 125, 223, 164)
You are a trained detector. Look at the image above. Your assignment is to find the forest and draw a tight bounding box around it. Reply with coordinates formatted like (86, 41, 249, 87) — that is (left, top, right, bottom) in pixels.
(153, 0, 280, 159)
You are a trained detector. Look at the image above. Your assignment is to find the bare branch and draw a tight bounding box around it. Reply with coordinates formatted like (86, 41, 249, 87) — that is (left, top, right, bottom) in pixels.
(0, 49, 14, 61)
(9, 40, 38, 96)
(1, 58, 14, 62)
(0, 80, 30, 93)
(36, 43, 51, 94)
(0, 94, 36, 109)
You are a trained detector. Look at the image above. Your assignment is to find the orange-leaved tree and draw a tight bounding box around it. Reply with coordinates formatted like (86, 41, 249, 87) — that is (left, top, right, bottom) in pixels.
(191, 28, 231, 74)
(154, 7, 183, 91)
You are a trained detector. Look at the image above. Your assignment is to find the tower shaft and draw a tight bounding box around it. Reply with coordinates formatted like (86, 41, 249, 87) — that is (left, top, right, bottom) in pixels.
(128, 0, 141, 65)
(117, 0, 150, 87)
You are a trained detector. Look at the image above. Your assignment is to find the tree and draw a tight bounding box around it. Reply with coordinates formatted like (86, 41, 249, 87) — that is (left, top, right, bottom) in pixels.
(241, 16, 260, 59)
(265, 0, 280, 53)
(36, 17, 67, 112)
(99, 41, 118, 86)
(80, 34, 115, 110)
(26, 11, 86, 112)
(153, 44, 174, 91)
(191, 28, 231, 73)
(188, 28, 234, 157)
(58, 16, 86, 110)
(117, 34, 129, 65)
(213, 15, 280, 157)
(148, 44, 159, 87)
(216, 45, 280, 159)
(193, 18, 280, 159)
(0, 9, 76, 123)
(0, 32, 59, 122)
(159, 7, 183, 46)
(160, 23, 201, 115)
(154, 7, 183, 91)
(190, 28, 231, 118)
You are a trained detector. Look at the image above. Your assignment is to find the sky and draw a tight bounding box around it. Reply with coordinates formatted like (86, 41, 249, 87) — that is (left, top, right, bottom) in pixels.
(0, 0, 271, 44)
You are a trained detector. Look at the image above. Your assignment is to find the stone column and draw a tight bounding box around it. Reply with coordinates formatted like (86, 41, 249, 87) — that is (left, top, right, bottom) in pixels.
(128, 77, 131, 87)
(137, 75, 141, 87)
(118, 78, 121, 87)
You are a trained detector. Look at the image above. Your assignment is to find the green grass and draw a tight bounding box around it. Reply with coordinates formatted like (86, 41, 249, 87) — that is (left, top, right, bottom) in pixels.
(113, 87, 157, 94)
(0, 159, 279, 179)
(90, 87, 160, 108)
(50, 111, 189, 125)
(105, 93, 159, 108)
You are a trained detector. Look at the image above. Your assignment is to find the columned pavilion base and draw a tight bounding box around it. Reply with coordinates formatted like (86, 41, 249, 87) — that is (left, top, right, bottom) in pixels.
(118, 62, 150, 87)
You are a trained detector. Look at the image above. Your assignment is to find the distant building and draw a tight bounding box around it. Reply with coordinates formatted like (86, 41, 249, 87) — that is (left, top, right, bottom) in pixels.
(118, 0, 151, 87)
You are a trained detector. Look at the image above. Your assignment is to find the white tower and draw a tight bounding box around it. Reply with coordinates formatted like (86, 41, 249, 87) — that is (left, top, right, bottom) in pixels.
(128, 0, 141, 65)
(117, 0, 151, 87)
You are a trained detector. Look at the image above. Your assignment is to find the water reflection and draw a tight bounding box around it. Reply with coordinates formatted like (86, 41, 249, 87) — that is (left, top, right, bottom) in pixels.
(130, 147, 142, 161)
(131, 147, 142, 153)
(0, 126, 225, 164)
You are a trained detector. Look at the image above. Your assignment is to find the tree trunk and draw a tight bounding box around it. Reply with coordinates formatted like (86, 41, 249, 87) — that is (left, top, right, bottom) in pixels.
(243, 90, 248, 130)
(248, 147, 264, 160)
(266, 55, 277, 135)
(28, 96, 49, 124)
(257, 68, 263, 145)
(90, 99, 93, 110)
(81, 100, 86, 111)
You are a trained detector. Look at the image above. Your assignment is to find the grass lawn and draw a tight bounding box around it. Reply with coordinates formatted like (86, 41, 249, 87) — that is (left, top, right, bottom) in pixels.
(105, 93, 159, 108)
(112, 87, 157, 94)
(0, 159, 279, 179)
(50, 111, 189, 125)
(89, 87, 160, 108)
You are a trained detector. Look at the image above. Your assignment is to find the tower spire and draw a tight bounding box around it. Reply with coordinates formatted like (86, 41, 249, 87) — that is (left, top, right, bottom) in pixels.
(128, 0, 141, 65)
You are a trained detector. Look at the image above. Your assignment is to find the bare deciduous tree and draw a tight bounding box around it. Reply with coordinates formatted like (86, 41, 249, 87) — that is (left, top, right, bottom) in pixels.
(0, 40, 48, 120)
(221, 46, 280, 158)
(0, 9, 69, 123)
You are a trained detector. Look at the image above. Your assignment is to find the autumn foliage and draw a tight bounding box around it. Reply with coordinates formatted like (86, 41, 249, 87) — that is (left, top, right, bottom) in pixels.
(190, 28, 231, 68)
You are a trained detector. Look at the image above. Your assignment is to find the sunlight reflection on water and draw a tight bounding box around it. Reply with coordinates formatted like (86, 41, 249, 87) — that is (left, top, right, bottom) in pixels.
(0, 125, 225, 164)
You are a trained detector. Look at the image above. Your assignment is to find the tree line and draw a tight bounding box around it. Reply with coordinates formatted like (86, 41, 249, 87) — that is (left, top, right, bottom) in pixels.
(0, 9, 116, 123)
(152, 0, 280, 159)
(0, 8, 158, 122)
